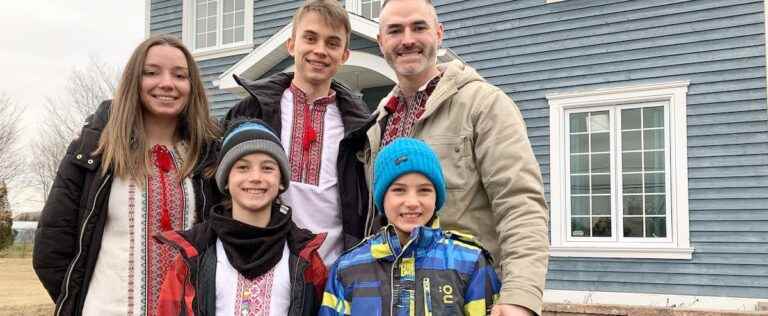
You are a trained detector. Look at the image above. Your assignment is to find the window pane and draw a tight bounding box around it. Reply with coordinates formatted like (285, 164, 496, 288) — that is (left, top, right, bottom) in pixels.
(592, 175, 610, 194)
(622, 130, 641, 151)
(569, 113, 587, 133)
(223, 29, 233, 44)
(235, 27, 244, 42)
(196, 3, 207, 18)
(592, 196, 610, 215)
(622, 173, 642, 193)
(645, 195, 665, 215)
(622, 152, 642, 172)
(621, 108, 641, 130)
(589, 111, 609, 132)
(362, 2, 372, 18)
(622, 195, 642, 215)
(571, 176, 589, 194)
(623, 217, 643, 237)
(235, 11, 244, 27)
(196, 19, 206, 35)
(592, 217, 611, 237)
(645, 217, 667, 237)
(207, 32, 216, 46)
(644, 151, 664, 172)
(207, 16, 217, 31)
(208, 1, 217, 15)
(643, 129, 664, 150)
(570, 155, 588, 174)
(570, 134, 588, 153)
(372, 1, 382, 18)
(643, 107, 664, 128)
(571, 196, 589, 216)
(196, 34, 207, 49)
(223, 13, 233, 28)
(571, 217, 590, 237)
(591, 132, 609, 152)
(223, 0, 234, 13)
(235, 0, 244, 10)
(590, 153, 609, 173)
(645, 173, 665, 193)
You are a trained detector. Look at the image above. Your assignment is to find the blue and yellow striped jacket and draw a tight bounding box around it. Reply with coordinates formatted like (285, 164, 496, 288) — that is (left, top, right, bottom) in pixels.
(319, 224, 500, 316)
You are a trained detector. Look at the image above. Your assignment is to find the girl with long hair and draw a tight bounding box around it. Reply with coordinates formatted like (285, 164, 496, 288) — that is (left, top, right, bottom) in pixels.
(33, 34, 222, 316)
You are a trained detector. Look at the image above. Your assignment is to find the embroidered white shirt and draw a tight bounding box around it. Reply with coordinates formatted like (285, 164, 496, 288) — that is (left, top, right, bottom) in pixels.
(279, 88, 345, 266)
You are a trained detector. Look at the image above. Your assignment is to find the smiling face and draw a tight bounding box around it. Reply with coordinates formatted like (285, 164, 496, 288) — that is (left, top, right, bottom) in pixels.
(383, 172, 437, 244)
(228, 153, 281, 219)
(287, 11, 350, 90)
(378, 0, 444, 87)
(140, 44, 190, 122)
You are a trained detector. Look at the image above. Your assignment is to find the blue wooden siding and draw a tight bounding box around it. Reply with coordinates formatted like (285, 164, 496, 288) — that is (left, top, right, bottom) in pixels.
(435, 0, 768, 298)
(148, 0, 182, 37)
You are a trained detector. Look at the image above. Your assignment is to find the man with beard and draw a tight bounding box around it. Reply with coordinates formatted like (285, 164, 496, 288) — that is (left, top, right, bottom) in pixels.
(364, 0, 550, 315)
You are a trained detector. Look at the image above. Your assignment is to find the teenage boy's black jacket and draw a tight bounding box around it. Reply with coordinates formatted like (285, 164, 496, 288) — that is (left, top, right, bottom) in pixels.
(32, 100, 224, 316)
(223, 72, 372, 250)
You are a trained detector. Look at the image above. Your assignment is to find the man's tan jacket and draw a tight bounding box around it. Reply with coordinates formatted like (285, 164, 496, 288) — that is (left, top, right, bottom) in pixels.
(365, 60, 550, 315)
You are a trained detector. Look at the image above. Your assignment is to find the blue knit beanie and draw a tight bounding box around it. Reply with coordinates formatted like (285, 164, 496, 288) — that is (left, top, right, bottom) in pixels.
(373, 138, 446, 214)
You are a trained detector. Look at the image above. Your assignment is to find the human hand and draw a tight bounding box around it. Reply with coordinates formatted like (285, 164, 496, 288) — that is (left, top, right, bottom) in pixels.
(490, 304, 533, 316)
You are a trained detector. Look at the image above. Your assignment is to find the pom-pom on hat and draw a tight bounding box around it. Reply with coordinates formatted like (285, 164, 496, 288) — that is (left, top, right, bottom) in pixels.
(373, 138, 446, 213)
(215, 119, 290, 194)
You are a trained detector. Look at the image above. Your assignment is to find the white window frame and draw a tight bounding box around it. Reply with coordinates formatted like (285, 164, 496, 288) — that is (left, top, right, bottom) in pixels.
(547, 81, 693, 259)
(346, 0, 383, 21)
(182, 0, 254, 60)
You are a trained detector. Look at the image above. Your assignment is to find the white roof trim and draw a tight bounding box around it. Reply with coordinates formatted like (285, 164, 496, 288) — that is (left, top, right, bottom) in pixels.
(218, 14, 380, 91)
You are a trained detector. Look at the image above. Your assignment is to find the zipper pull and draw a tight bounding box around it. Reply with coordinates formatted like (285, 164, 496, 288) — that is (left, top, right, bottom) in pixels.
(423, 277, 432, 316)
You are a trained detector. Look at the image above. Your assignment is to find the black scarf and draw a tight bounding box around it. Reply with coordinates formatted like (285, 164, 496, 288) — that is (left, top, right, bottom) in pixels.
(209, 203, 291, 279)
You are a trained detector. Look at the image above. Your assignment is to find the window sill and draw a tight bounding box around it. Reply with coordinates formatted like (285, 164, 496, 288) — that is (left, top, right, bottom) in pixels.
(192, 43, 253, 61)
(550, 246, 694, 259)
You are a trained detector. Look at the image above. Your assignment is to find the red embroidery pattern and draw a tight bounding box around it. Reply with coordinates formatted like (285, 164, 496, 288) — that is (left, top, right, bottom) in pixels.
(381, 76, 441, 146)
(288, 84, 336, 186)
(144, 145, 186, 315)
(127, 181, 136, 315)
(234, 269, 276, 316)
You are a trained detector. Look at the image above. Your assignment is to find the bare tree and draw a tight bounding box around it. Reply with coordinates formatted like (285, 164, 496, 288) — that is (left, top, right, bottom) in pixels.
(0, 94, 24, 186)
(30, 57, 119, 199)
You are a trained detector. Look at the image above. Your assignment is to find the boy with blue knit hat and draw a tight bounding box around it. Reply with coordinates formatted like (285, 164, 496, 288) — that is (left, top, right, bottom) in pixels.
(320, 138, 500, 316)
(156, 118, 328, 315)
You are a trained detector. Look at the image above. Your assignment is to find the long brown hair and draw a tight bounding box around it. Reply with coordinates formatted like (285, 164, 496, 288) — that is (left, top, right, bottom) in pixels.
(97, 34, 219, 181)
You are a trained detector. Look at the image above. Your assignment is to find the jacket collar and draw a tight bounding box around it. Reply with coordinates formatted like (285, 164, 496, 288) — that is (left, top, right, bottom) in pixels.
(233, 72, 370, 138)
(371, 223, 442, 261)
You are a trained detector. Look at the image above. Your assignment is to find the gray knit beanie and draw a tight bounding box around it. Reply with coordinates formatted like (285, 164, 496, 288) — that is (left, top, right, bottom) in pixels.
(215, 119, 290, 194)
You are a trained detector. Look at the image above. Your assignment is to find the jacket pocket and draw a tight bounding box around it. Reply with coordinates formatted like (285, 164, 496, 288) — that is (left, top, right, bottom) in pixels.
(423, 135, 474, 191)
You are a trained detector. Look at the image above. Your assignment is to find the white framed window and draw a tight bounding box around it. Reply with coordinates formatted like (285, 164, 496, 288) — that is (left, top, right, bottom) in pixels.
(547, 81, 693, 259)
(347, 0, 383, 20)
(182, 0, 254, 60)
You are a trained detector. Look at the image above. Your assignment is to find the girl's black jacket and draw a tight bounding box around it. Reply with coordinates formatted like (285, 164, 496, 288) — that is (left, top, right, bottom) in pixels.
(32, 100, 223, 316)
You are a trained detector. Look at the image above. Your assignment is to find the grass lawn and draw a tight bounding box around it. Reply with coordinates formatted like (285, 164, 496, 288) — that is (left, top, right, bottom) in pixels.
(0, 244, 54, 316)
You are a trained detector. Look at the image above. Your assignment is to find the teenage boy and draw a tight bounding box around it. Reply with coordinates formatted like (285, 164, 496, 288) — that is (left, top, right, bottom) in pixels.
(366, 0, 550, 315)
(156, 119, 327, 315)
(223, 0, 371, 266)
(321, 138, 500, 316)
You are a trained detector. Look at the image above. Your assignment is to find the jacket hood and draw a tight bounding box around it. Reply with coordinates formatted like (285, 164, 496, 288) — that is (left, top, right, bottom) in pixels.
(438, 59, 485, 91)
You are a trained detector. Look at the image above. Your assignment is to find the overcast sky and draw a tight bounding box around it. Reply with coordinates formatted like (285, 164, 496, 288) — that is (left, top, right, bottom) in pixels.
(1, 1, 145, 213)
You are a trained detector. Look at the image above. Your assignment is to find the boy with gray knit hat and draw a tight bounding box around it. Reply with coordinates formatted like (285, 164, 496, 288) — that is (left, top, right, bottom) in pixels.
(156, 118, 328, 315)
(320, 138, 500, 316)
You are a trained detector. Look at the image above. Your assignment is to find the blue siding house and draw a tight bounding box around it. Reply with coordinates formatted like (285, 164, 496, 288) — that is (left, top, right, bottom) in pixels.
(146, 0, 768, 312)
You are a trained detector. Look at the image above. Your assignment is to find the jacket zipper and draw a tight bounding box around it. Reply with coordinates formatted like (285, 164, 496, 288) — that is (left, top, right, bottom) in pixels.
(55, 174, 111, 316)
(423, 277, 432, 316)
(198, 178, 206, 221)
(389, 233, 415, 316)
